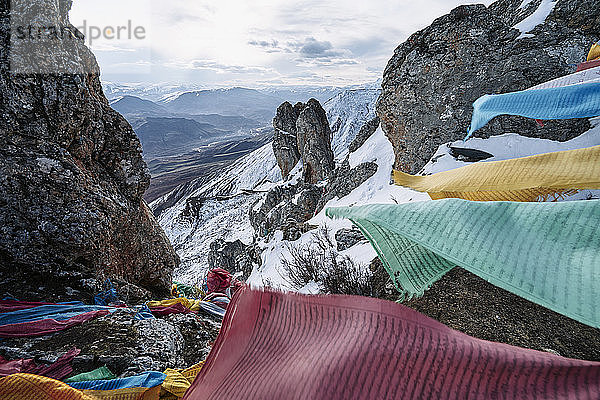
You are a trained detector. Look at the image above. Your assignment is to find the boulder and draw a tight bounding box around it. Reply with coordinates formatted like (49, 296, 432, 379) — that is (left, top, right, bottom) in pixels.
(272, 99, 335, 183)
(0, 308, 221, 377)
(207, 239, 261, 281)
(250, 183, 322, 240)
(377, 0, 596, 174)
(296, 99, 335, 183)
(272, 102, 302, 179)
(0, 0, 178, 299)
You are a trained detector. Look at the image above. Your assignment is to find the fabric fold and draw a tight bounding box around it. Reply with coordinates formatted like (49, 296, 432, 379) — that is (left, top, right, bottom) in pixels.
(326, 199, 600, 328)
(392, 144, 600, 201)
(465, 81, 600, 139)
(184, 287, 600, 399)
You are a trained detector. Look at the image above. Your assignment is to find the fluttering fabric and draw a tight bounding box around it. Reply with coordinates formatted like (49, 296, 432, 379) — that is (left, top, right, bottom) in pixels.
(93, 280, 121, 306)
(161, 362, 204, 399)
(465, 81, 600, 139)
(184, 287, 600, 400)
(0, 304, 111, 338)
(578, 59, 600, 72)
(326, 199, 600, 328)
(205, 269, 232, 294)
(64, 366, 117, 383)
(147, 298, 200, 314)
(68, 371, 166, 399)
(392, 144, 600, 201)
(0, 348, 80, 380)
(0, 300, 82, 313)
(196, 301, 226, 319)
(0, 373, 94, 400)
(588, 41, 600, 61)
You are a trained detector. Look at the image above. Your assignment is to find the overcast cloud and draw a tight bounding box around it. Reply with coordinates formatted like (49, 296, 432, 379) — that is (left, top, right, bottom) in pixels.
(70, 0, 493, 87)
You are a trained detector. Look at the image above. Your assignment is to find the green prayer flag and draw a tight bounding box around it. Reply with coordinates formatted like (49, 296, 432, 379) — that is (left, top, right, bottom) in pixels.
(326, 199, 600, 328)
(64, 366, 116, 383)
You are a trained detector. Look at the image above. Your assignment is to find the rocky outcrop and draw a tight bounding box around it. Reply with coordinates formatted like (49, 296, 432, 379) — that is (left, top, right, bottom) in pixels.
(0, 0, 178, 299)
(272, 99, 335, 183)
(207, 239, 261, 280)
(250, 184, 322, 241)
(0, 308, 220, 377)
(377, 0, 597, 174)
(349, 116, 380, 153)
(296, 99, 335, 183)
(316, 160, 377, 211)
(272, 102, 302, 179)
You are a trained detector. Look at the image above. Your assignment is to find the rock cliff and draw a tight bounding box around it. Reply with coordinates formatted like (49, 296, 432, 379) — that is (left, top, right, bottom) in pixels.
(0, 0, 178, 300)
(377, 0, 598, 173)
(272, 99, 334, 183)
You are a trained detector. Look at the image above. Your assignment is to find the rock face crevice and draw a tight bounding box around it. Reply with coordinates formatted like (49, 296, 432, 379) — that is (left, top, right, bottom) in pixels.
(272, 99, 334, 183)
(377, 0, 597, 174)
(0, 0, 178, 300)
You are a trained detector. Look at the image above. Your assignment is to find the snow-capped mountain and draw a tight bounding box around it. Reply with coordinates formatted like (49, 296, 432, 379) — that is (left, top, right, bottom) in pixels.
(152, 85, 382, 283)
(103, 82, 206, 102)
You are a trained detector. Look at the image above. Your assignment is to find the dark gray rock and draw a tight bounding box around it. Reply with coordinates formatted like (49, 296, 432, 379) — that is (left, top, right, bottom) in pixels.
(272, 99, 335, 183)
(0, 0, 178, 299)
(335, 228, 367, 252)
(272, 102, 302, 179)
(349, 116, 380, 153)
(0, 309, 221, 377)
(296, 99, 335, 183)
(316, 160, 378, 211)
(207, 239, 261, 280)
(250, 183, 322, 240)
(377, 0, 597, 174)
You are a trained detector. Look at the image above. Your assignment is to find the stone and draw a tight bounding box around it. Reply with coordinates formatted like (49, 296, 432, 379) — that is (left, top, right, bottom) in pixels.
(316, 159, 378, 212)
(377, 0, 595, 174)
(250, 183, 322, 240)
(207, 239, 261, 280)
(335, 228, 367, 252)
(296, 99, 335, 183)
(272, 99, 335, 184)
(272, 102, 302, 179)
(0, 308, 221, 377)
(0, 0, 178, 300)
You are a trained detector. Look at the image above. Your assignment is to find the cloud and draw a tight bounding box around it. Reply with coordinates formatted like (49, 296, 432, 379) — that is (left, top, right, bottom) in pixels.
(166, 59, 274, 75)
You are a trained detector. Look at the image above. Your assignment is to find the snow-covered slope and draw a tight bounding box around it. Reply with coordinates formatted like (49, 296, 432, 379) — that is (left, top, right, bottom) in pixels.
(326, 83, 381, 161)
(154, 85, 381, 282)
(154, 142, 281, 283)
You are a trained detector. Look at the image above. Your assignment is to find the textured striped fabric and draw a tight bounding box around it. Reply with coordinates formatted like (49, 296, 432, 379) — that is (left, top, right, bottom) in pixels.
(184, 287, 600, 400)
(68, 372, 165, 400)
(0, 374, 94, 400)
(64, 366, 116, 383)
(162, 362, 205, 399)
(147, 298, 200, 312)
(326, 199, 600, 328)
(578, 60, 600, 72)
(0, 348, 79, 380)
(0, 300, 83, 313)
(465, 81, 600, 139)
(0, 310, 110, 338)
(0, 304, 113, 325)
(392, 145, 600, 201)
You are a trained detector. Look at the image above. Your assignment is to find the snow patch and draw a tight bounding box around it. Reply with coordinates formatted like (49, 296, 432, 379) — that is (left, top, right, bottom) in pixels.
(513, 0, 557, 39)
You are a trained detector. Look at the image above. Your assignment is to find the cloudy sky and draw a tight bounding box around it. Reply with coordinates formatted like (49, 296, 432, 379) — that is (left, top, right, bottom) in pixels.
(70, 0, 493, 87)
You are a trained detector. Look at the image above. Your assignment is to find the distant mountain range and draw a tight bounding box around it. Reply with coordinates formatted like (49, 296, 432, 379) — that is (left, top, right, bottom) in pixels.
(104, 82, 378, 123)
